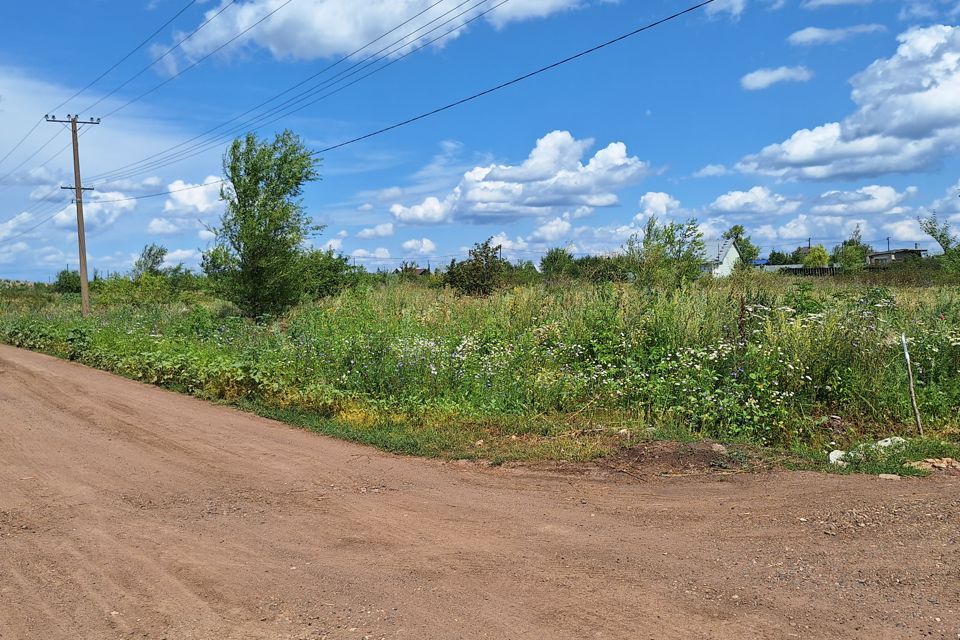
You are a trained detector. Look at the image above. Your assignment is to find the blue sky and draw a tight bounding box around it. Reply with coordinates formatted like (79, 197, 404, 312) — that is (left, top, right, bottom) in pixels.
(1, 0, 959, 279)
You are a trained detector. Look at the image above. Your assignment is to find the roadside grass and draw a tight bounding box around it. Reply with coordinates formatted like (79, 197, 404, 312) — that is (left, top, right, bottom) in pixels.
(2, 275, 959, 475)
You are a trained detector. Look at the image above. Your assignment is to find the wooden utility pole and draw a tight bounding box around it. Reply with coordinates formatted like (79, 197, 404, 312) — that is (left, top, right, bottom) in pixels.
(46, 114, 100, 316)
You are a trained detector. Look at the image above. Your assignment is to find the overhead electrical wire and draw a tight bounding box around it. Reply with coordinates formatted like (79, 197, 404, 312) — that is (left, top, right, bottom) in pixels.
(98, 0, 299, 120)
(81, 0, 240, 115)
(51, 0, 201, 115)
(2, 0, 717, 241)
(0, 0, 202, 178)
(89, 0, 495, 184)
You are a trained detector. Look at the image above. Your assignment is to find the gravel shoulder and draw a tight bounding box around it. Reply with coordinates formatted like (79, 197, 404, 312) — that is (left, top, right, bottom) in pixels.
(1, 344, 957, 640)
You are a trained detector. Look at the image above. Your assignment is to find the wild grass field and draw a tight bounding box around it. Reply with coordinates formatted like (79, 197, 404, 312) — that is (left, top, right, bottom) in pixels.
(3, 272, 959, 473)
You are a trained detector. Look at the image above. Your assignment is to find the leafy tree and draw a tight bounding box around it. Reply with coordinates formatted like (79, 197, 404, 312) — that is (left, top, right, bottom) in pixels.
(766, 249, 792, 266)
(300, 249, 356, 298)
(53, 269, 81, 294)
(626, 216, 705, 288)
(919, 212, 960, 273)
(443, 238, 508, 296)
(132, 243, 168, 279)
(802, 244, 830, 268)
(831, 225, 872, 272)
(722, 224, 760, 268)
(203, 130, 320, 317)
(507, 260, 540, 286)
(540, 247, 576, 280)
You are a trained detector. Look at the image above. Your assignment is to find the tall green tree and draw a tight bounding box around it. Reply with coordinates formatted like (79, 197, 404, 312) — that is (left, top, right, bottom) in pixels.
(722, 224, 760, 268)
(203, 131, 320, 317)
(919, 212, 960, 273)
(626, 216, 705, 288)
(831, 225, 872, 272)
(540, 247, 576, 280)
(132, 243, 168, 279)
(443, 238, 508, 296)
(802, 244, 830, 268)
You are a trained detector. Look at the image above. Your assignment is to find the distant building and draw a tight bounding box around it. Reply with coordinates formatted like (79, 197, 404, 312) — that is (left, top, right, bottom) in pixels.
(393, 267, 431, 277)
(702, 240, 741, 277)
(867, 248, 928, 266)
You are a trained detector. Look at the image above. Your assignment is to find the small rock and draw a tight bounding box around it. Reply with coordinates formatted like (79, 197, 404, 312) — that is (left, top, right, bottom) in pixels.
(878, 473, 901, 480)
(710, 443, 727, 455)
(828, 450, 848, 466)
(876, 437, 906, 448)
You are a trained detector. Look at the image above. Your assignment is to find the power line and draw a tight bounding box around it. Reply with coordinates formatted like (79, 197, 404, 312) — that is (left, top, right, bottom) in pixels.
(89, 0, 499, 184)
(81, 0, 239, 115)
(50, 0, 201, 115)
(0, 1, 200, 183)
(98, 0, 300, 120)
(3, 0, 717, 239)
(0, 119, 43, 172)
(317, 0, 717, 153)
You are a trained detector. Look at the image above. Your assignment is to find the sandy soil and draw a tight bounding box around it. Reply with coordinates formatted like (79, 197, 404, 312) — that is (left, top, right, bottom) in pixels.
(1, 344, 957, 640)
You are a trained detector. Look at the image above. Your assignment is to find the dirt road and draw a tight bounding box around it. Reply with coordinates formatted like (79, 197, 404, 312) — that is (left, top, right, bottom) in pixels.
(1, 345, 957, 639)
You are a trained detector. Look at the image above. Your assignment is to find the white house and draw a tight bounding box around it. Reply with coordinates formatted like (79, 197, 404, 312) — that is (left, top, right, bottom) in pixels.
(702, 240, 741, 277)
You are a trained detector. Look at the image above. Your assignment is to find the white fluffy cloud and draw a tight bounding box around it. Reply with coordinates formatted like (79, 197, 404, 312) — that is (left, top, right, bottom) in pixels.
(705, 0, 747, 18)
(163, 176, 224, 216)
(788, 24, 885, 46)
(637, 192, 681, 218)
(741, 65, 813, 90)
(170, 0, 591, 65)
(694, 164, 731, 178)
(811, 185, 916, 215)
(390, 131, 649, 225)
(530, 217, 572, 242)
(710, 186, 801, 215)
(351, 247, 391, 259)
(401, 237, 437, 254)
(0, 212, 33, 241)
(163, 249, 201, 268)
(739, 25, 960, 180)
(357, 222, 394, 238)
(53, 191, 137, 231)
(147, 217, 182, 234)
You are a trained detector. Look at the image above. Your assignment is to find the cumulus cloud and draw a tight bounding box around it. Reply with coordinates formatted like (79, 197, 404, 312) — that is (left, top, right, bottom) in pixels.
(694, 164, 731, 178)
(0, 212, 33, 241)
(489, 232, 529, 252)
(390, 131, 649, 225)
(53, 191, 136, 231)
(530, 217, 572, 242)
(323, 238, 344, 251)
(351, 247, 391, 259)
(710, 186, 801, 215)
(401, 237, 437, 254)
(741, 65, 813, 90)
(163, 176, 224, 216)
(738, 25, 960, 180)
(637, 192, 681, 218)
(0, 241, 29, 265)
(168, 0, 592, 65)
(811, 185, 916, 215)
(356, 222, 394, 238)
(788, 24, 886, 46)
(706, 0, 747, 18)
(147, 217, 182, 234)
(163, 249, 201, 268)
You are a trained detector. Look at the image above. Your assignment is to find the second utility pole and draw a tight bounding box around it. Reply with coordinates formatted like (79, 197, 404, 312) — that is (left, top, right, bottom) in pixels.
(46, 114, 99, 316)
